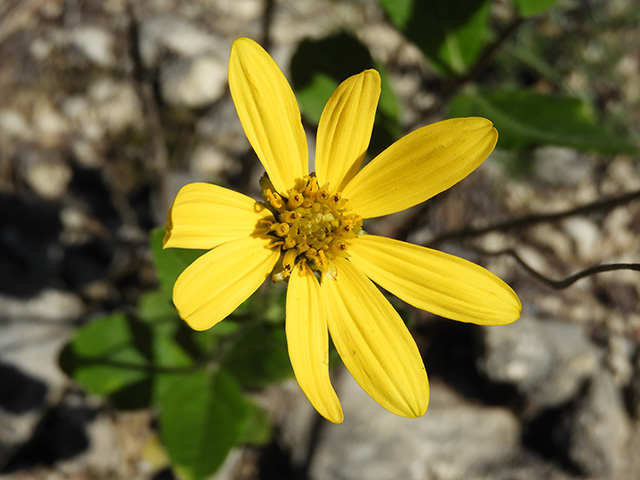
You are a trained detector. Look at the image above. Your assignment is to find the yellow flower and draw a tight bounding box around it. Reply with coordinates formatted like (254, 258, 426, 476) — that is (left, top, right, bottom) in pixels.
(163, 37, 521, 424)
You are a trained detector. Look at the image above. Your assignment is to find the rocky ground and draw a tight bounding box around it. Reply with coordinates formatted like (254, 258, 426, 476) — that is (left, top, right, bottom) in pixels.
(1, 0, 640, 479)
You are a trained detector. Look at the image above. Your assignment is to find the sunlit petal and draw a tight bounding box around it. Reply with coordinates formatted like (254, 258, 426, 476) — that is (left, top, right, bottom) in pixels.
(342, 117, 498, 218)
(286, 263, 343, 423)
(349, 235, 521, 325)
(173, 235, 279, 331)
(163, 182, 274, 250)
(315, 70, 380, 192)
(323, 258, 429, 417)
(229, 37, 307, 195)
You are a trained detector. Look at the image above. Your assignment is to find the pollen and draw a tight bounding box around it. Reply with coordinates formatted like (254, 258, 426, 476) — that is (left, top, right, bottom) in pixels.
(261, 174, 362, 282)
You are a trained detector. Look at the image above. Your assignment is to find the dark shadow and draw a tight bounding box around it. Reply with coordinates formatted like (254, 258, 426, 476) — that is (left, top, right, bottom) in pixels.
(291, 32, 373, 92)
(61, 239, 115, 289)
(399, 0, 489, 76)
(258, 438, 294, 480)
(0, 362, 48, 414)
(68, 165, 121, 233)
(108, 377, 154, 410)
(152, 467, 179, 480)
(2, 401, 96, 473)
(290, 32, 401, 159)
(0, 193, 62, 297)
(521, 379, 592, 476)
(417, 318, 519, 406)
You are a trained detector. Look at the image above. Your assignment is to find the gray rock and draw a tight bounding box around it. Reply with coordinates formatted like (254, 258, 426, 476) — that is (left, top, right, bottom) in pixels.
(189, 142, 241, 180)
(62, 79, 142, 141)
(160, 56, 227, 108)
(0, 109, 32, 142)
(196, 96, 249, 154)
(0, 289, 83, 388)
(19, 149, 73, 201)
(562, 217, 602, 260)
(606, 333, 636, 385)
(477, 316, 599, 408)
(70, 26, 115, 68)
(139, 16, 222, 68)
(473, 452, 580, 480)
(0, 363, 49, 470)
(628, 355, 640, 418)
(556, 371, 631, 477)
(32, 99, 71, 148)
(296, 371, 521, 480)
(87, 79, 143, 135)
(0, 288, 82, 470)
(532, 147, 594, 187)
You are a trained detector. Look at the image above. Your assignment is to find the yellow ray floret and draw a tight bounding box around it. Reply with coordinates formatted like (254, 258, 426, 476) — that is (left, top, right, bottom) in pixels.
(286, 263, 343, 423)
(163, 36, 521, 423)
(348, 235, 521, 325)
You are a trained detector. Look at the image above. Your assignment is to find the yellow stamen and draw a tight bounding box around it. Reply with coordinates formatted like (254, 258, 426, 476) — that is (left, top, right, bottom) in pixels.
(270, 222, 290, 237)
(281, 211, 302, 223)
(287, 190, 304, 209)
(260, 174, 362, 281)
(282, 249, 298, 276)
(266, 189, 285, 211)
(316, 184, 331, 203)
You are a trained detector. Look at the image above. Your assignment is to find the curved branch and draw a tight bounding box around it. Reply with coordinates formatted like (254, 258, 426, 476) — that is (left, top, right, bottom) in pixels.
(476, 247, 640, 289)
(427, 187, 640, 247)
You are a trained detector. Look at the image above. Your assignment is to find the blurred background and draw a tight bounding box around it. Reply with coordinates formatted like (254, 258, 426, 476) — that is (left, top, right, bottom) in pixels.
(1, 0, 639, 479)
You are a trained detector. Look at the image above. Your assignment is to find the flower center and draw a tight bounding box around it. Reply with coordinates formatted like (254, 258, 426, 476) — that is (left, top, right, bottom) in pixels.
(260, 174, 362, 282)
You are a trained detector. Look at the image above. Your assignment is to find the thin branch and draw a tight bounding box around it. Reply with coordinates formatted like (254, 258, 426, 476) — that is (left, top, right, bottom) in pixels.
(427, 187, 640, 247)
(475, 246, 640, 289)
(261, 0, 276, 51)
(452, 14, 524, 90)
(126, 1, 170, 223)
(71, 357, 203, 374)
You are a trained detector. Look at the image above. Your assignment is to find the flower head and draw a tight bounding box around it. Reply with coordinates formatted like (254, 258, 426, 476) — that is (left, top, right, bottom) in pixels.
(163, 37, 521, 423)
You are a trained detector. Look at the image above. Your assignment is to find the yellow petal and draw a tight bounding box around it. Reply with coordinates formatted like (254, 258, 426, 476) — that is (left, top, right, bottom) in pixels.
(229, 38, 307, 195)
(173, 235, 279, 331)
(342, 117, 498, 218)
(163, 182, 274, 250)
(286, 263, 343, 423)
(323, 258, 429, 417)
(315, 70, 380, 192)
(349, 235, 521, 325)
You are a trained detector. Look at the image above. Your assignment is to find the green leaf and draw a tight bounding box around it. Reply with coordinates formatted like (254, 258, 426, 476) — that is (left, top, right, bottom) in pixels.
(138, 289, 180, 337)
(61, 313, 149, 396)
(379, 0, 413, 27)
(448, 89, 640, 155)
(150, 228, 206, 295)
(60, 308, 195, 409)
(152, 334, 193, 369)
(257, 282, 287, 325)
(291, 32, 374, 124)
(290, 32, 400, 157)
(190, 319, 241, 355)
(504, 44, 565, 88)
(296, 73, 338, 125)
(380, 0, 492, 76)
(509, 0, 558, 17)
(159, 369, 249, 480)
(221, 325, 293, 389)
(238, 400, 272, 446)
(138, 290, 177, 322)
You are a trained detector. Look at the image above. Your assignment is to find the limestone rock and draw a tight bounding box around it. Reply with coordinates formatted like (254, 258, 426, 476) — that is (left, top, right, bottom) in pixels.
(160, 56, 227, 108)
(139, 16, 221, 68)
(556, 372, 631, 476)
(70, 26, 115, 68)
(299, 372, 521, 480)
(477, 316, 599, 408)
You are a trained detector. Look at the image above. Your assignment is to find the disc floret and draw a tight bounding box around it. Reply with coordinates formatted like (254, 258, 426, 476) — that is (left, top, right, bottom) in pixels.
(260, 174, 362, 282)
